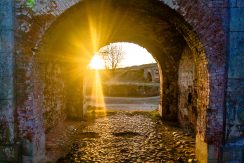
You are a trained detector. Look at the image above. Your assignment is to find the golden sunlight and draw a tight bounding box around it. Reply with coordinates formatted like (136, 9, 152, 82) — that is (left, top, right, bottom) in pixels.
(91, 71, 105, 106)
(89, 54, 105, 70)
(89, 70, 106, 115)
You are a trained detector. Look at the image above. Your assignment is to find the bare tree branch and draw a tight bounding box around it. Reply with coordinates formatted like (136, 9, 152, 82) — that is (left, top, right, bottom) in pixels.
(99, 43, 124, 73)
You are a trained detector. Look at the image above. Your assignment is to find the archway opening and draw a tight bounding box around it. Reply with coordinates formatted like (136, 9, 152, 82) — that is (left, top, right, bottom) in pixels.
(147, 72, 153, 82)
(84, 42, 160, 116)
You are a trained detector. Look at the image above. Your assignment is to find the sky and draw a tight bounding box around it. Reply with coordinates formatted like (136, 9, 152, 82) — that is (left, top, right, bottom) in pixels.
(119, 43, 156, 67)
(89, 42, 156, 69)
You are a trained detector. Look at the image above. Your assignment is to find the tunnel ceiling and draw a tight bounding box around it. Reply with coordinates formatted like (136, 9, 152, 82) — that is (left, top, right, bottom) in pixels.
(40, 0, 187, 72)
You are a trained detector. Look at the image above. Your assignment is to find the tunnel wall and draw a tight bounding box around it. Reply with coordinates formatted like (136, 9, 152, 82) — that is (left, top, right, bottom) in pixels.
(13, 1, 83, 162)
(178, 47, 197, 133)
(41, 62, 66, 132)
(65, 69, 84, 120)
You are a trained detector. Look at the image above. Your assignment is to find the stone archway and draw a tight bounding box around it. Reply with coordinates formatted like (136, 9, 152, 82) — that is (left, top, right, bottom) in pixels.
(147, 72, 153, 82)
(11, 0, 227, 162)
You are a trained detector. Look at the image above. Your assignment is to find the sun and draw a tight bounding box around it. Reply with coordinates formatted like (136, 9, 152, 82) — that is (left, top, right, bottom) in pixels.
(89, 54, 104, 70)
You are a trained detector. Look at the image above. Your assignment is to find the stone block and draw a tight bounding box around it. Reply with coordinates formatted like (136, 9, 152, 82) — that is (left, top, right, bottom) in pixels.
(0, 122, 15, 145)
(22, 155, 33, 163)
(228, 32, 244, 78)
(238, 108, 244, 120)
(207, 0, 229, 8)
(32, 132, 45, 157)
(15, 83, 28, 108)
(237, 0, 244, 7)
(0, 99, 13, 110)
(0, 52, 13, 76)
(0, 76, 13, 99)
(230, 8, 244, 31)
(0, 100, 15, 145)
(228, 57, 244, 78)
(208, 145, 219, 160)
(22, 139, 33, 156)
(0, 1, 13, 29)
(207, 160, 218, 163)
(0, 30, 14, 53)
(223, 146, 243, 162)
(0, 145, 19, 162)
(0, 100, 14, 121)
(226, 78, 244, 141)
(229, 32, 244, 50)
(230, 0, 237, 7)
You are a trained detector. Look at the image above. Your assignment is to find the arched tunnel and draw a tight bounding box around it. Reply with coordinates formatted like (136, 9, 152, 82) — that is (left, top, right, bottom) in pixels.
(10, 0, 228, 162)
(39, 0, 209, 121)
(37, 0, 209, 160)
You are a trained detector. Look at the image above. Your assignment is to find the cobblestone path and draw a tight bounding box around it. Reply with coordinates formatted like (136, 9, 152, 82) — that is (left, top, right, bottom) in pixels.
(56, 111, 197, 163)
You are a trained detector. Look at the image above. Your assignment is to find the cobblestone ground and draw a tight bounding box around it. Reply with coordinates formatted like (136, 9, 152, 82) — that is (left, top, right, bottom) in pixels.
(56, 111, 198, 163)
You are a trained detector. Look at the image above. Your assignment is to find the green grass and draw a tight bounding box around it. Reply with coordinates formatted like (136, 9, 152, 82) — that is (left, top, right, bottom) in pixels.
(124, 110, 161, 121)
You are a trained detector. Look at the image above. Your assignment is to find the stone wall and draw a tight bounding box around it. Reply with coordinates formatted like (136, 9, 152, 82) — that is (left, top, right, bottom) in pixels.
(41, 62, 66, 132)
(223, 1, 244, 162)
(13, 1, 82, 162)
(0, 0, 18, 162)
(178, 46, 197, 133)
(143, 65, 160, 82)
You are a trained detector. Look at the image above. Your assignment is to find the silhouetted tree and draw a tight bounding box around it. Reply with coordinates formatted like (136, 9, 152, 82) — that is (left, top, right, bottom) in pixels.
(99, 43, 124, 73)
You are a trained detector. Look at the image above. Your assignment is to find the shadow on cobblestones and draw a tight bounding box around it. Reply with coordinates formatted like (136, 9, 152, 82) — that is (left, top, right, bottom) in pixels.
(112, 131, 141, 137)
(80, 132, 100, 138)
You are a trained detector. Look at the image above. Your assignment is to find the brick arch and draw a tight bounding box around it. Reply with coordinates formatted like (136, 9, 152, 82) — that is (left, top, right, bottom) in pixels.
(166, 1, 227, 161)
(14, 0, 227, 162)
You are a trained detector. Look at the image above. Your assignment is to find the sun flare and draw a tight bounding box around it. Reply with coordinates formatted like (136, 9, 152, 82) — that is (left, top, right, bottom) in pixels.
(91, 71, 105, 107)
(89, 54, 104, 70)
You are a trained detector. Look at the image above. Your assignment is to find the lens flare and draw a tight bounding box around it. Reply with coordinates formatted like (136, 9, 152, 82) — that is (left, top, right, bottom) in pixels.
(90, 70, 106, 115)
(89, 55, 105, 70)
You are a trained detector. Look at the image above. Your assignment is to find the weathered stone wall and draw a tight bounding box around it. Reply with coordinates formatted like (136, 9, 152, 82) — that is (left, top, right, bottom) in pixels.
(223, 1, 244, 162)
(13, 1, 82, 162)
(41, 62, 66, 132)
(65, 70, 83, 120)
(0, 0, 18, 162)
(178, 46, 197, 133)
(169, 1, 227, 162)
